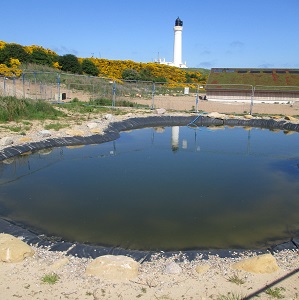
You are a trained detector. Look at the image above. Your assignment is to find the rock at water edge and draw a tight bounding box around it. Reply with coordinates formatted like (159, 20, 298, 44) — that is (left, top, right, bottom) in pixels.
(0, 234, 34, 263)
(232, 254, 279, 274)
(85, 255, 139, 280)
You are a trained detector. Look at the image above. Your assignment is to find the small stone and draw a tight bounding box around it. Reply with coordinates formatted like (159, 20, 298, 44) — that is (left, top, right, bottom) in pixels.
(65, 129, 85, 136)
(104, 114, 113, 120)
(85, 255, 139, 280)
(0, 234, 34, 263)
(164, 262, 182, 274)
(90, 128, 101, 134)
(18, 137, 32, 143)
(155, 108, 166, 115)
(0, 137, 14, 146)
(232, 254, 279, 274)
(86, 122, 98, 129)
(39, 130, 51, 138)
(207, 112, 226, 119)
(243, 114, 253, 119)
(195, 264, 210, 274)
(285, 115, 297, 121)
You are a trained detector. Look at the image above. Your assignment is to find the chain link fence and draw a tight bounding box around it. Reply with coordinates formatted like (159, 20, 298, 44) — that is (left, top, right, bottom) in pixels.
(1, 72, 299, 116)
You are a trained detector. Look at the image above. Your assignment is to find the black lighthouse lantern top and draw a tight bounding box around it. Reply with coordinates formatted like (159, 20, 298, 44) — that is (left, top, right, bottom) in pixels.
(175, 17, 183, 26)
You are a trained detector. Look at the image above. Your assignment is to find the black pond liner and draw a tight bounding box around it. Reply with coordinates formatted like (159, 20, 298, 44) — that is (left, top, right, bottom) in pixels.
(1, 115, 299, 261)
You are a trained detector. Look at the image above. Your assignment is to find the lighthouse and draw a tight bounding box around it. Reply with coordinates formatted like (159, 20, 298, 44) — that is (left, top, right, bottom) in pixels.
(154, 17, 187, 68)
(173, 17, 184, 68)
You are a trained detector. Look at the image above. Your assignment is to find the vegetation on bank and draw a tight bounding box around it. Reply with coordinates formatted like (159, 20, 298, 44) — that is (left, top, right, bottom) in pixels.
(0, 40, 207, 85)
(0, 96, 65, 122)
(0, 95, 148, 124)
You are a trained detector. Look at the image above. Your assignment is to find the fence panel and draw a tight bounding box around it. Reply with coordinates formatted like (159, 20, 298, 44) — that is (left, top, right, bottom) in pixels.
(1, 72, 299, 116)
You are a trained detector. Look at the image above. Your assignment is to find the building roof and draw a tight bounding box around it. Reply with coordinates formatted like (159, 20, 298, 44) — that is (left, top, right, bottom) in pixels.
(206, 68, 299, 89)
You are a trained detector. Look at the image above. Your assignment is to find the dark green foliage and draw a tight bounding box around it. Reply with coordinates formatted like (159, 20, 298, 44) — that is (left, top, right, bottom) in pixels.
(122, 69, 140, 81)
(89, 98, 147, 108)
(89, 98, 112, 106)
(185, 72, 203, 83)
(58, 54, 82, 74)
(82, 59, 99, 76)
(154, 76, 167, 83)
(139, 67, 153, 81)
(0, 43, 30, 65)
(29, 49, 53, 66)
(122, 68, 166, 82)
(0, 96, 65, 122)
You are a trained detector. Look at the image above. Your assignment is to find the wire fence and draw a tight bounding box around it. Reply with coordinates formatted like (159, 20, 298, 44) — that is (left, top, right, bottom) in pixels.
(1, 72, 299, 116)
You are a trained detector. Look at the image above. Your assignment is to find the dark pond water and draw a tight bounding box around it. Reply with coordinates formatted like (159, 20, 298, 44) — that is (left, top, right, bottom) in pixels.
(1, 126, 299, 251)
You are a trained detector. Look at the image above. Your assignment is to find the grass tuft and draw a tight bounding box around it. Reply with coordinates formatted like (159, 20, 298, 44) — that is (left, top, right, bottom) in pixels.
(217, 293, 243, 300)
(41, 273, 59, 284)
(44, 123, 69, 131)
(265, 287, 286, 299)
(227, 274, 246, 285)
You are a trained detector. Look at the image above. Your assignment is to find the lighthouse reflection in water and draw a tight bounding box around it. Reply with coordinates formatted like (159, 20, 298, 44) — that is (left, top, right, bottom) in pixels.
(0, 126, 299, 251)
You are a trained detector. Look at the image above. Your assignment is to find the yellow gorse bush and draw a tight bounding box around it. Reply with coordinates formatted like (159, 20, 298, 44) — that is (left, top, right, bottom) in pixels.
(0, 40, 204, 86)
(0, 40, 6, 50)
(53, 61, 62, 70)
(24, 44, 57, 56)
(0, 58, 22, 77)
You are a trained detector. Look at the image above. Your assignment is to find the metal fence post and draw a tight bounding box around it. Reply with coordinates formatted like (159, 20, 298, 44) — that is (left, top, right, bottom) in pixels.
(34, 72, 37, 100)
(13, 76, 16, 96)
(250, 85, 255, 115)
(22, 73, 25, 98)
(3, 77, 6, 96)
(151, 82, 155, 109)
(57, 73, 60, 102)
(112, 80, 116, 108)
(195, 84, 199, 112)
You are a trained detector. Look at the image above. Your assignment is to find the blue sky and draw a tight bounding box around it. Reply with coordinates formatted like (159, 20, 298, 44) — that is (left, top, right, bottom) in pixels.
(2, 0, 299, 69)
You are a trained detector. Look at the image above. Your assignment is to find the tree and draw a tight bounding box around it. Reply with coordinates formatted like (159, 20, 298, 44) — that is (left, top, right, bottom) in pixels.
(139, 67, 153, 81)
(58, 54, 82, 74)
(82, 59, 99, 76)
(122, 68, 140, 80)
(0, 43, 29, 65)
(29, 48, 53, 66)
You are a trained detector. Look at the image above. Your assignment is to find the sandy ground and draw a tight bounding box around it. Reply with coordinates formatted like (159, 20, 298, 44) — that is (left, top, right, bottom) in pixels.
(131, 96, 299, 116)
(0, 246, 298, 300)
(1, 101, 299, 299)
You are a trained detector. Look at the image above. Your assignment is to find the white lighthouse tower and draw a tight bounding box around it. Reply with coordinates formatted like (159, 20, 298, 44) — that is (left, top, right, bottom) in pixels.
(154, 17, 187, 68)
(173, 17, 186, 68)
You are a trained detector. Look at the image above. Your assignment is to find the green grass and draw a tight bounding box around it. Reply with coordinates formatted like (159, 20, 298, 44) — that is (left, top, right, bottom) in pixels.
(41, 273, 59, 284)
(0, 96, 65, 122)
(265, 287, 286, 299)
(57, 99, 134, 116)
(44, 123, 69, 131)
(227, 274, 245, 285)
(0, 125, 22, 132)
(217, 293, 243, 300)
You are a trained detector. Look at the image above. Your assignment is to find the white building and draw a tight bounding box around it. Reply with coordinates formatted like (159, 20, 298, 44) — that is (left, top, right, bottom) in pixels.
(155, 17, 187, 68)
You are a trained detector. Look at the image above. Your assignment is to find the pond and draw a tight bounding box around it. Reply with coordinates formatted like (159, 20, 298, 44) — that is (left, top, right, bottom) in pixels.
(0, 126, 299, 251)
